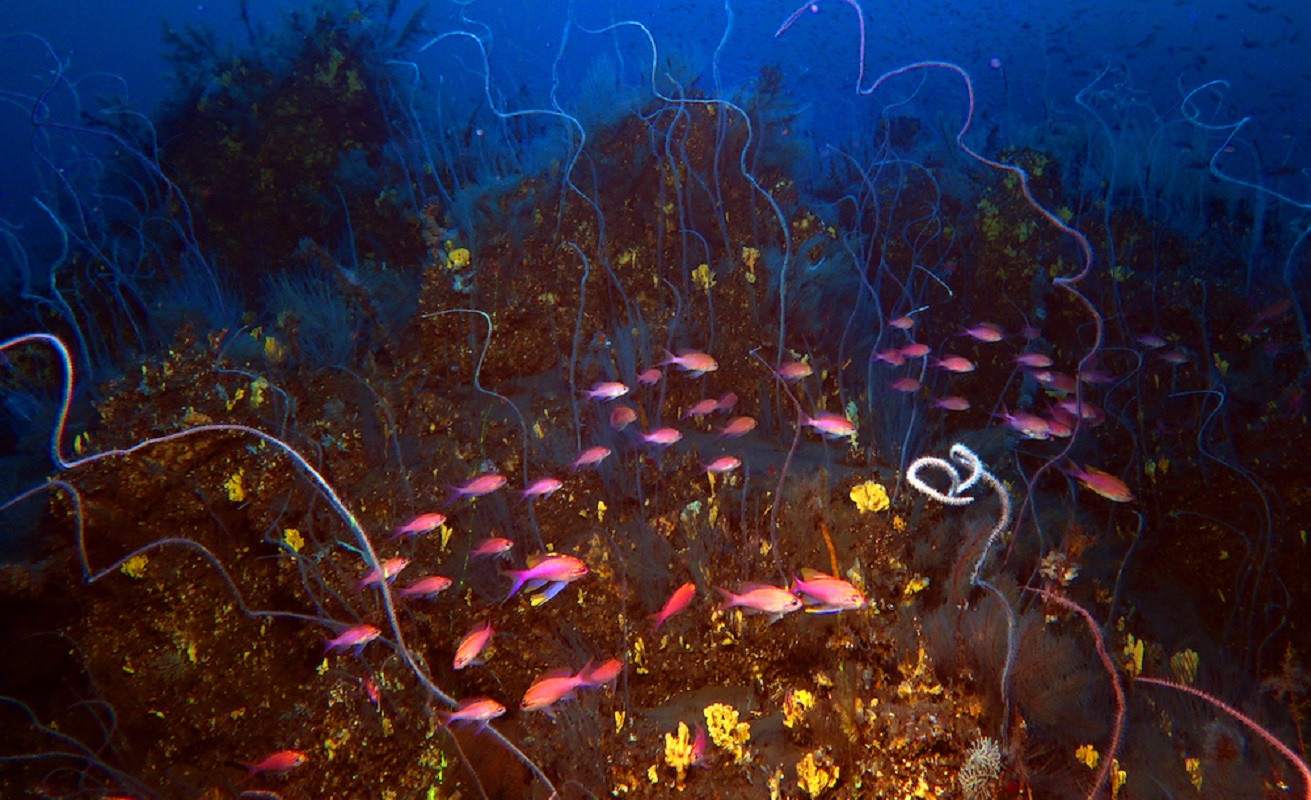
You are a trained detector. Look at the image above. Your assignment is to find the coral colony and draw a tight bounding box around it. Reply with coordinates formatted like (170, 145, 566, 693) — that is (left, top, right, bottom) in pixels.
(3, 0, 1311, 798)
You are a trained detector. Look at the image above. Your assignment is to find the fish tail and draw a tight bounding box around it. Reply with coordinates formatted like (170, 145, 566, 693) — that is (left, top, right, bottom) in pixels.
(713, 586, 738, 611)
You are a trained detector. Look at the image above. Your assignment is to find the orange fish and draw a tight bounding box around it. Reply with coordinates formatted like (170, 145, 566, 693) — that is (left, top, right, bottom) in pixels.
(239, 749, 308, 778)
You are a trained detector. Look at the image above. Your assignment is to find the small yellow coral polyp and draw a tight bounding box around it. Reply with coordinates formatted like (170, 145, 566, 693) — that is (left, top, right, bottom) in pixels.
(783, 688, 816, 728)
(703, 703, 751, 763)
(120, 554, 149, 579)
(447, 247, 471, 269)
(796, 751, 839, 797)
(663, 721, 695, 788)
(849, 481, 890, 513)
(224, 469, 246, 502)
(692, 262, 716, 291)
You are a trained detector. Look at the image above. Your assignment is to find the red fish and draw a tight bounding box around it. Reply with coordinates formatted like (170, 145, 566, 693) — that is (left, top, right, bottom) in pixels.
(239, 749, 308, 778)
(960, 322, 1004, 342)
(636, 368, 663, 386)
(888, 315, 916, 331)
(790, 569, 866, 613)
(503, 553, 589, 601)
(874, 348, 906, 366)
(583, 381, 630, 401)
(392, 512, 446, 539)
(1014, 352, 1054, 368)
(439, 696, 506, 727)
(609, 405, 638, 430)
(682, 398, 721, 419)
(324, 624, 381, 655)
(898, 343, 931, 359)
(471, 536, 514, 558)
(453, 619, 494, 670)
(571, 445, 612, 471)
(715, 583, 802, 625)
(398, 575, 453, 599)
(658, 348, 718, 376)
(520, 666, 591, 714)
(651, 582, 696, 631)
(775, 360, 813, 381)
(580, 658, 624, 687)
(358, 557, 409, 589)
(890, 377, 921, 393)
(1063, 461, 1134, 503)
(715, 392, 739, 412)
(448, 473, 507, 503)
(932, 355, 976, 373)
(933, 396, 971, 411)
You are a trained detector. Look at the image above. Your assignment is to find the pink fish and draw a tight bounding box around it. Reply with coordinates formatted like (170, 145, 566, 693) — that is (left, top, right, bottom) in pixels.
(715, 583, 803, 624)
(636, 368, 664, 386)
(503, 553, 589, 600)
(933, 355, 976, 373)
(899, 343, 931, 358)
(439, 696, 506, 727)
(609, 404, 638, 430)
(995, 409, 1050, 440)
(775, 361, 813, 381)
(1055, 397, 1104, 423)
(471, 536, 514, 558)
(448, 473, 507, 503)
(571, 445, 612, 471)
(1014, 352, 1054, 368)
(658, 348, 718, 376)
(1063, 461, 1134, 503)
(392, 512, 446, 539)
(802, 412, 856, 440)
(324, 624, 381, 654)
(239, 749, 308, 778)
(874, 348, 906, 366)
(682, 398, 721, 419)
(961, 322, 1004, 342)
(715, 416, 757, 438)
(790, 569, 866, 613)
(520, 477, 563, 501)
(1031, 370, 1078, 393)
(640, 427, 683, 447)
(715, 392, 739, 412)
(703, 455, 742, 474)
(889, 315, 916, 330)
(584, 381, 630, 401)
(1159, 349, 1191, 365)
(358, 557, 410, 589)
(890, 377, 921, 393)
(398, 575, 453, 599)
(580, 658, 624, 687)
(1136, 333, 1167, 349)
(933, 396, 971, 411)
(651, 582, 696, 631)
(453, 619, 494, 670)
(520, 666, 592, 713)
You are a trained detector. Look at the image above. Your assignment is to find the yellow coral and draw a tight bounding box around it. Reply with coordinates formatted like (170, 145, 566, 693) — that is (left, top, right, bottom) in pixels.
(283, 528, 304, 553)
(704, 703, 751, 764)
(224, 469, 246, 502)
(664, 721, 695, 789)
(447, 247, 471, 269)
(120, 554, 149, 579)
(692, 263, 716, 291)
(849, 481, 890, 513)
(783, 688, 815, 728)
(796, 750, 839, 797)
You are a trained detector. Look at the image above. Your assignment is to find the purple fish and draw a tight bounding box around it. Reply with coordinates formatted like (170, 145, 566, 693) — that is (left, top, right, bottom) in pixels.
(503, 553, 589, 601)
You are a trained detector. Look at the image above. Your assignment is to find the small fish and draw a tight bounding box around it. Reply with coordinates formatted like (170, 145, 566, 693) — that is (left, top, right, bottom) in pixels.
(520, 477, 563, 501)
(874, 348, 906, 366)
(1030, 370, 1078, 394)
(448, 473, 507, 503)
(1014, 352, 1054, 368)
(898, 343, 932, 358)
(640, 427, 683, 447)
(932, 396, 971, 411)
(609, 405, 638, 430)
(715, 583, 803, 624)
(790, 569, 867, 613)
(775, 360, 813, 381)
(453, 619, 494, 670)
(889, 315, 916, 330)
(398, 575, 453, 599)
(961, 322, 1004, 342)
(324, 624, 381, 654)
(439, 696, 506, 727)
(471, 536, 514, 558)
(358, 557, 410, 589)
(703, 455, 742, 474)
(571, 445, 612, 471)
(635, 368, 664, 386)
(1055, 397, 1104, 423)
(651, 582, 696, 631)
(583, 381, 630, 401)
(1136, 333, 1168, 349)
(580, 658, 624, 686)
(890, 377, 921, 393)
(802, 412, 856, 440)
(658, 348, 718, 376)
(1159, 349, 1191, 365)
(503, 553, 590, 600)
(715, 416, 757, 438)
(996, 409, 1050, 440)
(239, 750, 308, 779)
(392, 512, 446, 539)
(520, 666, 591, 713)
(932, 355, 976, 373)
(715, 392, 738, 412)
(682, 398, 721, 419)
(1063, 461, 1134, 503)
